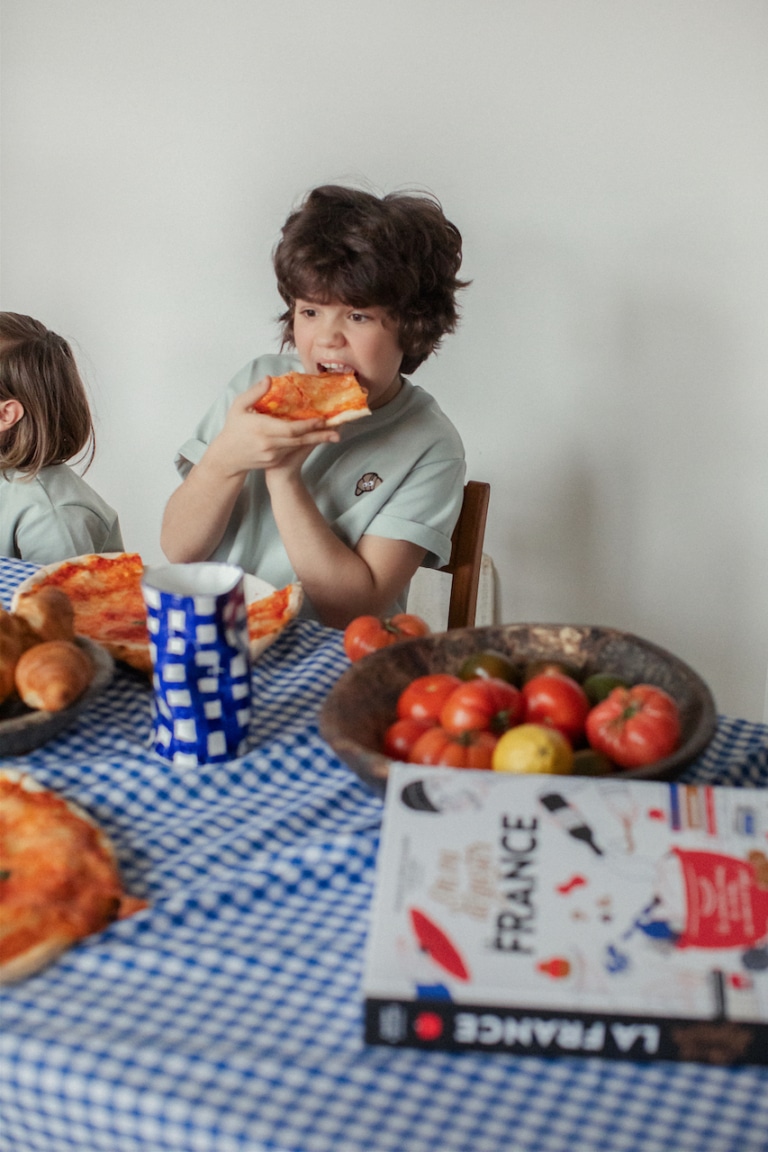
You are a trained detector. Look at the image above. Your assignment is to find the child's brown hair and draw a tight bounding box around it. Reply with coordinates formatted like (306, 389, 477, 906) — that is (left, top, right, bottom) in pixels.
(273, 185, 469, 375)
(0, 312, 95, 477)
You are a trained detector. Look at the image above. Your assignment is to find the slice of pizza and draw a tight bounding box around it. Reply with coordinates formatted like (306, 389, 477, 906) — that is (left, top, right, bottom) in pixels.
(12, 553, 152, 676)
(252, 371, 371, 426)
(246, 582, 304, 658)
(0, 769, 147, 983)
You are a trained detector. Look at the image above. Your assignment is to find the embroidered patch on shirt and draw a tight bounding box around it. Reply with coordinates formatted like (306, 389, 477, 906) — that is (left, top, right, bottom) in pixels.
(355, 472, 383, 496)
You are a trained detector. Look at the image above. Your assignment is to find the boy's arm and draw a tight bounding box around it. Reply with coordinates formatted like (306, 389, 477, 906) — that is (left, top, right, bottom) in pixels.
(266, 468, 426, 629)
(160, 449, 247, 563)
(160, 378, 339, 563)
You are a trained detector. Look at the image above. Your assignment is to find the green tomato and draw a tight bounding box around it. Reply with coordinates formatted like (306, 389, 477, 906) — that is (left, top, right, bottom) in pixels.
(572, 748, 614, 777)
(582, 672, 629, 706)
(458, 649, 522, 685)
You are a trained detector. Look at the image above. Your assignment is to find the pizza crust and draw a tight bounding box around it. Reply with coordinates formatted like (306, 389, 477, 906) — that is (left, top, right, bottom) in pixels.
(103, 640, 153, 677)
(0, 934, 79, 985)
(324, 408, 371, 428)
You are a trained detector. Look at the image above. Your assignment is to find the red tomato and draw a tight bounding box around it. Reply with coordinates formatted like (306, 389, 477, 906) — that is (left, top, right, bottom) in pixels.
(397, 674, 463, 723)
(382, 716, 436, 760)
(585, 684, 681, 769)
(522, 672, 590, 744)
(408, 726, 498, 769)
(439, 678, 524, 736)
(343, 613, 430, 662)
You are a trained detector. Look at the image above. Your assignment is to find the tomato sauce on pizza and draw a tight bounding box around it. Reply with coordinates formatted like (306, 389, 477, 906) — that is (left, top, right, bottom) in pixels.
(39, 553, 149, 645)
(247, 585, 291, 634)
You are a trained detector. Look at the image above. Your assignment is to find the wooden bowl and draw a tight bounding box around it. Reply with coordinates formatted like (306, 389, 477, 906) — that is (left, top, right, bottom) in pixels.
(319, 623, 717, 795)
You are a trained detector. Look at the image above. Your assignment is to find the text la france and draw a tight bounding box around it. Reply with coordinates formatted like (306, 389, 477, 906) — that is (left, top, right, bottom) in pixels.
(454, 1013, 661, 1056)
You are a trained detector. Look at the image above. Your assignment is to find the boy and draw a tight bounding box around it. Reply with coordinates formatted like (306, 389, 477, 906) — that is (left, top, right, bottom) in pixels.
(161, 185, 468, 629)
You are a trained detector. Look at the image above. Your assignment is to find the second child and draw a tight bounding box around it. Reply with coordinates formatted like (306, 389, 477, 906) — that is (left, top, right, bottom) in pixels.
(0, 312, 124, 564)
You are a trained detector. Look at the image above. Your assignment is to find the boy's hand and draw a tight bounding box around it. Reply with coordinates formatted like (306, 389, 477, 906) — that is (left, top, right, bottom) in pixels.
(209, 376, 340, 477)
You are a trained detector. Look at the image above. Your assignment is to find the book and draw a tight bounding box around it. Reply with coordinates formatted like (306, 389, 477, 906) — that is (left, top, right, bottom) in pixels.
(362, 763, 768, 1066)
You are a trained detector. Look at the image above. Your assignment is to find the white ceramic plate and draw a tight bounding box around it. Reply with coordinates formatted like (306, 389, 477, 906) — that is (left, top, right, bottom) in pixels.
(243, 572, 275, 602)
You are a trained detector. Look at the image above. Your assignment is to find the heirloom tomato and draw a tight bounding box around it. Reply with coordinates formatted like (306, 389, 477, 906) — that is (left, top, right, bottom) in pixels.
(585, 684, 681, 769)
(397, 673, 463, 723)
(572, 748, 614, 777)
(343, 612, 430, 662)
(439, 678, 524, 736)
(408, 726, 498, 770)
(522, 672, 590, 744)
(382, 716, 435, 761)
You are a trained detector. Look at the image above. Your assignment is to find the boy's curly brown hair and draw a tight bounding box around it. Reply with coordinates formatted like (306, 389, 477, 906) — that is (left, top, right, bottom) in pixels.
(0, 312, 95, 478)
(273, 185, 469, 375)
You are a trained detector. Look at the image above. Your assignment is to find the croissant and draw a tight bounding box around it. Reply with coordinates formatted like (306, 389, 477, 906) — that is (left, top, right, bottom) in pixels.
(14, 641, 94, 712)
(0, 610, 40, 704)
(13, 587, 75, 643)
(0, 634, 19, 704)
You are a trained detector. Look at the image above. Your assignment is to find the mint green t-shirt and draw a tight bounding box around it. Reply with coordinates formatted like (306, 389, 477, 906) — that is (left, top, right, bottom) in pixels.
(0, 464, 124, 564)
(175, 354, 466, 616)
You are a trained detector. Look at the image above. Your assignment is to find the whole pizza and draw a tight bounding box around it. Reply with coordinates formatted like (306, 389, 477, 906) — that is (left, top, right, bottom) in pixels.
(11, 553, 303, 673)
(0, 769, 147, 983)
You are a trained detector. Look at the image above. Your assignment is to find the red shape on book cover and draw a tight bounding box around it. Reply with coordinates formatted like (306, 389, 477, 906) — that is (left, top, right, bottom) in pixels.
(410, 908, 470, 981)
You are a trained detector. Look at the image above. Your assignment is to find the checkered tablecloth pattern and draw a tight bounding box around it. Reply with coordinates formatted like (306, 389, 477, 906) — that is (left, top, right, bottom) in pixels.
(2, 556, 768, 1152)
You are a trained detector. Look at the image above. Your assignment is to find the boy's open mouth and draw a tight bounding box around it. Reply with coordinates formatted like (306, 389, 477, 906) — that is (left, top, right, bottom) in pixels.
(318, 362, 358, 378)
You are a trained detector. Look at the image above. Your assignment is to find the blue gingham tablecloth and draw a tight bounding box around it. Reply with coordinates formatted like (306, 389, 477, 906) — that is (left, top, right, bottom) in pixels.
(2, 556, 768, 1152)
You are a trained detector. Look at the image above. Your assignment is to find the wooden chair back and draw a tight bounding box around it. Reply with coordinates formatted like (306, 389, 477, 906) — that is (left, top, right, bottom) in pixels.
(441, 480, 491, 630)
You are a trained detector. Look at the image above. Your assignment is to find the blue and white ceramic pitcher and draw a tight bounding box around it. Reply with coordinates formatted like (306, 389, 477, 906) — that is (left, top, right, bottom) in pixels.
(141, 562, 251, 767)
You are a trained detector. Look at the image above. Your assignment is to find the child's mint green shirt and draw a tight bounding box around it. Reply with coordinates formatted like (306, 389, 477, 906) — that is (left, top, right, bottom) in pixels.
(0, 464, 124, 564)
(174, 354, 466, 617)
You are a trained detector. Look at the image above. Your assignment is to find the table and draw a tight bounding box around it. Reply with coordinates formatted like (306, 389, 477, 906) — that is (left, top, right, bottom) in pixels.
(2, 554, 768, 1152)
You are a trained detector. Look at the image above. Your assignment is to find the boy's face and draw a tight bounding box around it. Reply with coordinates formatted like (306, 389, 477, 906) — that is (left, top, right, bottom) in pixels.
(292, 300, 404, 409)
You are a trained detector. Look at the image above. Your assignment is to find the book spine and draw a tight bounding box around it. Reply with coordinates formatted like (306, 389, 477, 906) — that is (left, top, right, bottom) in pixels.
(364, 998, 768, 1067)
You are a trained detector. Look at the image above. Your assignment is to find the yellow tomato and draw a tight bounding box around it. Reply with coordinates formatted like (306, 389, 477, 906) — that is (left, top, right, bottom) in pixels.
(491, 723, 574, 775)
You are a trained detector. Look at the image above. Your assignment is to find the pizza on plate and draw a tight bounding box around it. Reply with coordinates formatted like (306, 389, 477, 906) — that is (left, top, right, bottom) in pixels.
(11, 554, 303, 673)
(252, 371, 371, 426)
(0, 769, 147, 983)
(12, 553, 152, 675)
(245, 578, 304, 658)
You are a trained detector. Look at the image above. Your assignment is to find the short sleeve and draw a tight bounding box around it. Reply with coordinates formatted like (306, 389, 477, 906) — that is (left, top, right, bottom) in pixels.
(363, 456, 466, 568)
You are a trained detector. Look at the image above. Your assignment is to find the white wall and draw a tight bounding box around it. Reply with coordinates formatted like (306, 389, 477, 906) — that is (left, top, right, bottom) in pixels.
(2, 0, 767, 720)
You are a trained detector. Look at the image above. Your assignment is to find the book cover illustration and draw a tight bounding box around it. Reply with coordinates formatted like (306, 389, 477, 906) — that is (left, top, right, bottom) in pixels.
(363, 764, 768, 1065)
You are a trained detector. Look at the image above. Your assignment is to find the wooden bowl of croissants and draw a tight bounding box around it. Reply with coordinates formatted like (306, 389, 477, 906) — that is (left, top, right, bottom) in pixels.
(0, 587, 114, 754)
